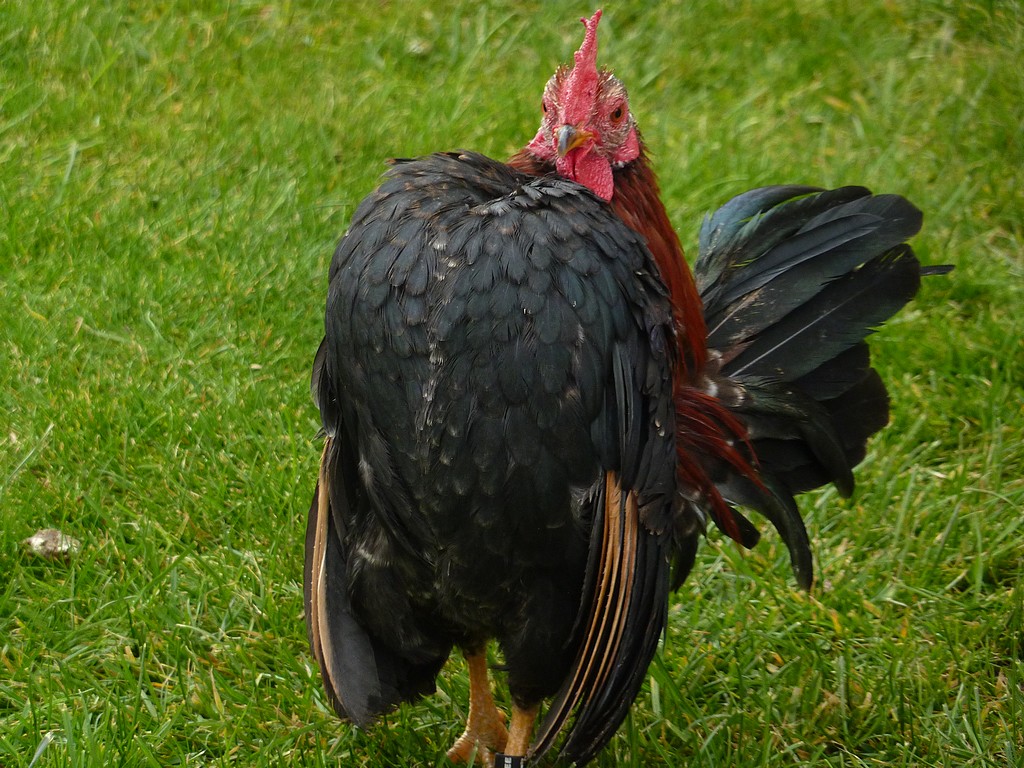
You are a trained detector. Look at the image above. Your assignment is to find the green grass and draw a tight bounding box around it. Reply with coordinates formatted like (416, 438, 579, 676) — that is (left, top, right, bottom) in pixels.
(1, 1, 1021, 765)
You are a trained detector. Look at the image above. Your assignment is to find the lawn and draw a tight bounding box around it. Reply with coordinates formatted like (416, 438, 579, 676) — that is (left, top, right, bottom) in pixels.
(1, 1, 1021, 766)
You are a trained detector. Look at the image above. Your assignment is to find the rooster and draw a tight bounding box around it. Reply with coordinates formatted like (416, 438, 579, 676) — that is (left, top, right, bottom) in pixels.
(305, 10, 947, 767)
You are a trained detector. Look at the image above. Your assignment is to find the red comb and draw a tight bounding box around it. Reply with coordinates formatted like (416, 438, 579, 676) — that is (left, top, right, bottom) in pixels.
(563, 10, 602, 125)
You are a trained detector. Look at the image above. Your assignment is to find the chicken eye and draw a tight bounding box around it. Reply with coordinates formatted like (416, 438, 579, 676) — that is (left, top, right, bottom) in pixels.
(610, 105, 624, 122)
(542, 100, 549, 113)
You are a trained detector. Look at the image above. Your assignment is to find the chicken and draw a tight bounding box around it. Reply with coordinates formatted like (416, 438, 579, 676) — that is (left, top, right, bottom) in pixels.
(305, 10, 947, 766)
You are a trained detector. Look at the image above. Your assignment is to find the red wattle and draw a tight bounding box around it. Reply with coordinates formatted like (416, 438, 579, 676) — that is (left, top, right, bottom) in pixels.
(557, 149, 614, 201)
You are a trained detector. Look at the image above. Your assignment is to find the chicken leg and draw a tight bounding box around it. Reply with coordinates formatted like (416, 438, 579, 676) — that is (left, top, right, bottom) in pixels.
(500, 703, 540, 761)
(446, 651, 508, 765)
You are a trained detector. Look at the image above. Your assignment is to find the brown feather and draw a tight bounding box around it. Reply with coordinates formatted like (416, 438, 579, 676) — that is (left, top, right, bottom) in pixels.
(529, 471, 645, 758)
(308, 439, 334, 692)
(607, 147, 707, 379)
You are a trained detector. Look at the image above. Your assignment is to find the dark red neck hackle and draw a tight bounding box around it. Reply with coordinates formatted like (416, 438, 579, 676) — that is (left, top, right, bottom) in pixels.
(563, 10, 603, 126)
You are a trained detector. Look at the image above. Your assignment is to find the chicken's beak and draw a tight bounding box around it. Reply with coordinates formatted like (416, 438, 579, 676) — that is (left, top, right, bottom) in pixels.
(556, 125, 594, 157)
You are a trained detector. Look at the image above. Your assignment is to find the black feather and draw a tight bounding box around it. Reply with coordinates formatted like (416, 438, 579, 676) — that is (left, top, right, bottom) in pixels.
(725, 246, 922, 380)
(695, 186, 935, 588)
(704, 198, 922, 349)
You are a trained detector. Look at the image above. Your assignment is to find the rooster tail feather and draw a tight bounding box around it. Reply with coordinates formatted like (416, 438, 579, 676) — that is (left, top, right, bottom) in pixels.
(694, 185, 945, 587)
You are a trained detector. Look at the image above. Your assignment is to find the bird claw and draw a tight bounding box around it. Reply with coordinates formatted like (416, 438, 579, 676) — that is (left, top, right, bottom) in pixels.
(446, 714, 509, 765)
(445, 736, 492, 766)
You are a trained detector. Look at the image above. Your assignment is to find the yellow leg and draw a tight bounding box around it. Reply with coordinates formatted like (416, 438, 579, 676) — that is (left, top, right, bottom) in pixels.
(446, 651, 509, 765)
(503, 702, 539, 756)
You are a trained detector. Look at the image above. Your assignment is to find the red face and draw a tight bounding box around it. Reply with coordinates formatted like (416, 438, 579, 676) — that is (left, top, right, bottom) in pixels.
(525, 11, 640, 201)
